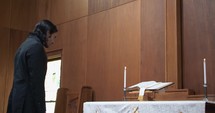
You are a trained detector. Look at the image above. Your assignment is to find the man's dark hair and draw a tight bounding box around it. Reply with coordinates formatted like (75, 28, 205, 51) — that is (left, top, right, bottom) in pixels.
(32, 20, 58, 48)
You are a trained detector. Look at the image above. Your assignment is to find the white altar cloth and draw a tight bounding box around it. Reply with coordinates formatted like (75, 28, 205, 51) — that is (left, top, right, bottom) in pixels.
(84, 101, 206, 113)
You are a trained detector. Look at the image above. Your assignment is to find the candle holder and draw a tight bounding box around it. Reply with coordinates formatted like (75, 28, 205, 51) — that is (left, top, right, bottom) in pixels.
(123, 88, 127, 101)
(203, 84, 208, 101)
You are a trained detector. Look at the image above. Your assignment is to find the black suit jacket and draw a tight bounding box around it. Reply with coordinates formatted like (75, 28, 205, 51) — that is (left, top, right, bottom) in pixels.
(7, 34, 47, 113)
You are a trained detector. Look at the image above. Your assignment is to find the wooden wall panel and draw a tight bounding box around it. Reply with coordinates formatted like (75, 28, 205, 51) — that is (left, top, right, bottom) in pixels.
(88, 0, 136, 15)
(165, 0, 182, 88)
(36, 0, 51, 20)
(182, 0, 215, 94)
(87, 0, 141, 100)
(10, 0, 38, 31)
(0, 28, 10, 113)
(50, 0, 88, 25)
(60, 18, 88, 93)
(0, 0, 11, 28)
(141, 0, 166, 81)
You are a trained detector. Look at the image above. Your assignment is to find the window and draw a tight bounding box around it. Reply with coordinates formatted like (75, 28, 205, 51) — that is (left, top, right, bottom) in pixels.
(45, 59, 61, 113)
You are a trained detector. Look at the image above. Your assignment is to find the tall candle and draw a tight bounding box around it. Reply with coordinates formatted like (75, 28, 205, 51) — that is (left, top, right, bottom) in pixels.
(124, 66, 127, 89)
(203, 58, 207, 85)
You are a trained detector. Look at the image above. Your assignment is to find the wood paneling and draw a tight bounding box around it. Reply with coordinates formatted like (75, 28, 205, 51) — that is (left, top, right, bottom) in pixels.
(182, 0, 215, 94)
(141, 0, 166, 81)
(36, 0, 51, 20)
(60, 17, 88, 93)
(87, 0, 141, 100)
(0, 0, 11, 28)
(10, 0, 38, 31)
(0, 28, 10, 113)
(50, 0, 88, 25)
(165, 0, 182, 88)
(88, 0, 136, 15)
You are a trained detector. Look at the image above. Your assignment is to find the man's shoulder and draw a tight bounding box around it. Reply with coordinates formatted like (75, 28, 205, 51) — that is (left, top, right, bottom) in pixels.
(22, 37, 43, 48)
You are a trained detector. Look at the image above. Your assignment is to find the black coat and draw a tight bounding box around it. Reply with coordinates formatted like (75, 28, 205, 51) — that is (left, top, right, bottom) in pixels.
(7, 34, 47, 113)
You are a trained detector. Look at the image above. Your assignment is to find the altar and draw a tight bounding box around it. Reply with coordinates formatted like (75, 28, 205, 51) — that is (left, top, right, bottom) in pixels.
(84, 101, 212, 113)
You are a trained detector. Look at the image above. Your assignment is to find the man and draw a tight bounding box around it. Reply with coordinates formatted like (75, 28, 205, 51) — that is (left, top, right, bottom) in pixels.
(7, 20, 58, 113)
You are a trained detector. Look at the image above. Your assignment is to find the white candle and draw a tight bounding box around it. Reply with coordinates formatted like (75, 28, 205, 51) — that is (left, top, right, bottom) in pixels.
(124, 66, 127, 89)
(203, 58, 207, 84)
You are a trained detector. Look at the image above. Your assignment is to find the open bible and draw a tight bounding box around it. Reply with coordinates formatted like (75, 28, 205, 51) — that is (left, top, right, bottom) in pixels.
(126, 81, 173, 91)
(126, 81, 174, 100)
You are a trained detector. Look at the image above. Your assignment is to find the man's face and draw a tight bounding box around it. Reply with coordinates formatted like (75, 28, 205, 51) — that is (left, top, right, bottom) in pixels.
(46, 31, 57, 47)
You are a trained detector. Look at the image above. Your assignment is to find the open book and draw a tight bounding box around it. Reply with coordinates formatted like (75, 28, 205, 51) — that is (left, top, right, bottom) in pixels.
(126, 81, 174, 91)
(126, 81, 174, 100)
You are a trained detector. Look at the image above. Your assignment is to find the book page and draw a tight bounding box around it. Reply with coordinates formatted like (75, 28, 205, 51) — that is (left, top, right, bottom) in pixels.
(146, 82, 173, 90)
(128, 81, 157, 97)
(128, 81, 157, 89)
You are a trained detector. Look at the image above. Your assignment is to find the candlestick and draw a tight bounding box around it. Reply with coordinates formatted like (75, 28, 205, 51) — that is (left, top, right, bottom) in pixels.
(203, 58, 208, 101)
(123, 66, 127, 101)
(203, 58, 207, 85)
(124, 66, 127, 90)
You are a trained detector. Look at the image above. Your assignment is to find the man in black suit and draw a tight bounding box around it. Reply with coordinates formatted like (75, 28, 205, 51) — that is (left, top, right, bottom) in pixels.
(7, 20, 58, 113)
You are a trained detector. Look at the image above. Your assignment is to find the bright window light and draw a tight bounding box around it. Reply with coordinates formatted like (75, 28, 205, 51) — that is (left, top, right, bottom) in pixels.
(45, 59, 61, 113)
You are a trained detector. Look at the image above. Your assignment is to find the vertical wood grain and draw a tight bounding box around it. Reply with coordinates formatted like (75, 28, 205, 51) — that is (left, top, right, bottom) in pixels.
(36, 0, 51, 20)
(50, 0, 88, 25)
(165, 0, 182, 88)
(141, 0, 166, 82)
(182, 0, 215, 94)
(87, 0, 140, 100)
(88, 0, 136, 15)
(10, 0, 38, 31)
(60, 17, 88, 93)
(0, 28, 10, 113)
(0, 0, 11, 28)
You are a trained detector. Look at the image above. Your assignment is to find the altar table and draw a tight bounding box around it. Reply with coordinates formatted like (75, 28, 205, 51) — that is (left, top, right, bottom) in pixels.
(84, 101, 208, 113)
